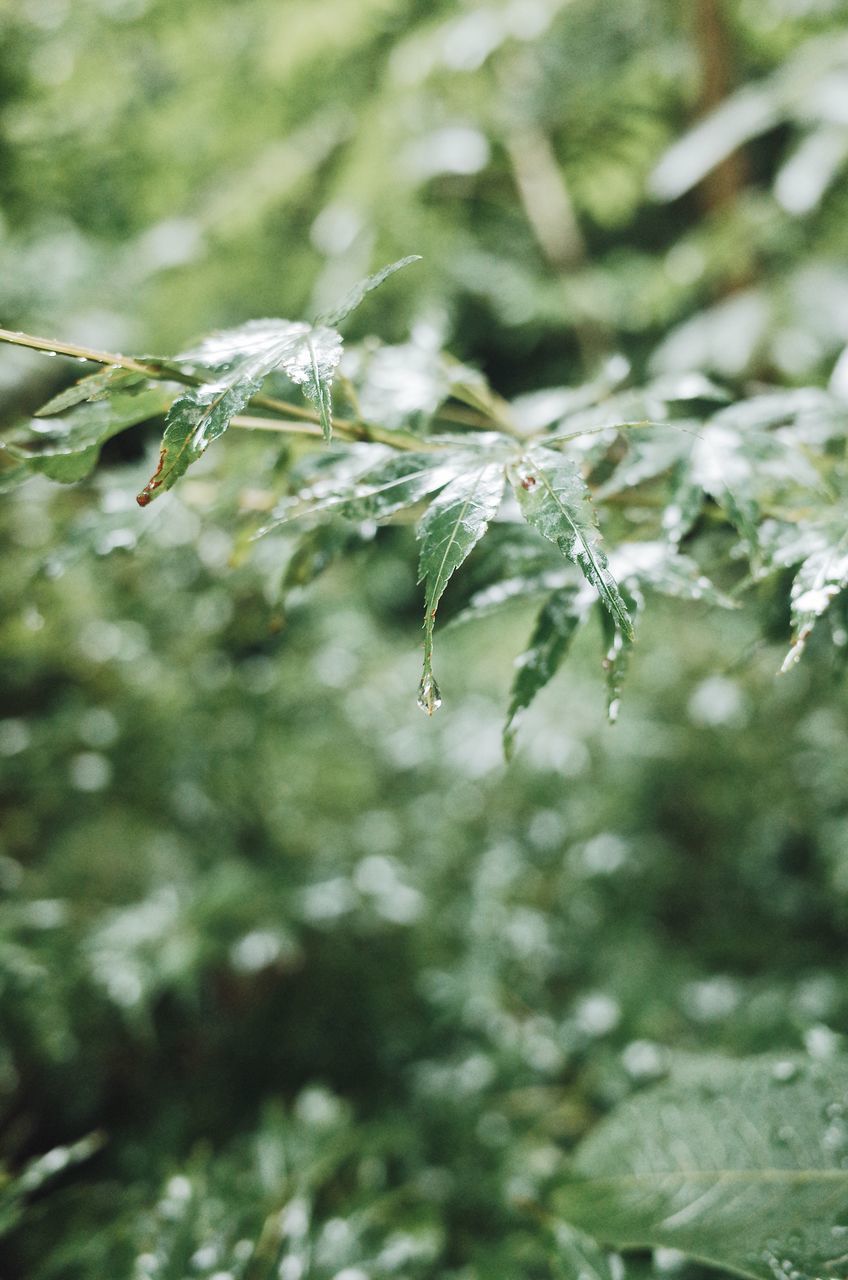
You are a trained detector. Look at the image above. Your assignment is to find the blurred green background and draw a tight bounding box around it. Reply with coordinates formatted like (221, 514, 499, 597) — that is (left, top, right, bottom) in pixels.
(2, 1, 848, 1276)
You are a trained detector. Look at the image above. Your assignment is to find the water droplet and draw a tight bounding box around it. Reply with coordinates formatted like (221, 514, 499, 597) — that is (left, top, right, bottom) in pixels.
(771, 1059, 798, 1083)
(417, 671, 442, 715)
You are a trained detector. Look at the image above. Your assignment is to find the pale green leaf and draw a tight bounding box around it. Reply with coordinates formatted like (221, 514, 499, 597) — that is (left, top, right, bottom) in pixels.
(557, 1053, 848, 1280)
(553, 1223, 622, 1280)
(416, 461, 506, 712)
(317, 255, 422, 327)
(335, 451, 470, 523)
(35, 367, 148, 416)
(8, 385, 172, 485)
(511, 446, 633, 639)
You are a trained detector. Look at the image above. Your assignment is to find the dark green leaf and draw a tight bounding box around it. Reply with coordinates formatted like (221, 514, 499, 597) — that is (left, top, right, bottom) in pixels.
(416, 461, 506, 713)
(557, 1053, 848, 1280)
(504, 588, 587, 756)
(511, 446, 633, 639)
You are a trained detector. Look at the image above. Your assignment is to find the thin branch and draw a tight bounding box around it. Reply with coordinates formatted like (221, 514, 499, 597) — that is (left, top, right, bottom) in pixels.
(0, 325, 429, 451)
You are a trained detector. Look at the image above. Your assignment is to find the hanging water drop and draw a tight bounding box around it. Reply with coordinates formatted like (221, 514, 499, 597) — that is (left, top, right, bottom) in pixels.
(417, 671, 442, 715)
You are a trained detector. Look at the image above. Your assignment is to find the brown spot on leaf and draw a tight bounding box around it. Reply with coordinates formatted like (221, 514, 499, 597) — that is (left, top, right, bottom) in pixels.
(136, 448, 168, 507)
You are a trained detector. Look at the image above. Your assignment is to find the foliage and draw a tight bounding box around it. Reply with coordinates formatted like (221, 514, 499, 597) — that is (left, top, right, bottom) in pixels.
(3, 2, 848, 1278)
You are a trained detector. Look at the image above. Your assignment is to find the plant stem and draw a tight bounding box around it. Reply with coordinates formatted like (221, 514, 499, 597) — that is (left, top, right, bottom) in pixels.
(0, 325, 429, 451)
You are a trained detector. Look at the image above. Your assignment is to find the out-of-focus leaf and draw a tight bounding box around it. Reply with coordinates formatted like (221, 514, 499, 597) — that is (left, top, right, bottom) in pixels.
(342, 342, 455, 433)
(317, 255, 422, 327)
(8, 385, 172, 484)
(504, 587, 587, 755)
(334, 450, 470, 523)
(763, 520, 848, 671)
(511, 446, 633, 639)
(137, 321, 343, 504)
(35, 367, 148, 416)
(0, 1134, 103, 1238)
(557, 1053, 848, 1280)
(595, 426, 695, 500)
(283, 522, 361, 591)
(611, 541, 736, 610)
(416, 461, 506, 713)
(553, 1223, 621, 1280)
(650, 87, 779, 200)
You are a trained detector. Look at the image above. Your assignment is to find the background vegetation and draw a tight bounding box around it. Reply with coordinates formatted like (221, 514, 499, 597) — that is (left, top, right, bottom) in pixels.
(2, 1, 848, 1276)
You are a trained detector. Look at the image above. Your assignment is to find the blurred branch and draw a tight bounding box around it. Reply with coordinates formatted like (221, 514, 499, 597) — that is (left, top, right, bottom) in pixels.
(694, 0, 748, 211)
(504, 128, 586, 271)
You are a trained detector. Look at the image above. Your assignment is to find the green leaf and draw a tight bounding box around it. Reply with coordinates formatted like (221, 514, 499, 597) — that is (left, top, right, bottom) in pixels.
(35, 367, 148, 416)
(778, 526, 848, 671)
(137, 321, 343, 505)
(511, 446, 633, 639)
(504, 588, 587, 755)
(335, 451, 470, 523)
(611, 541, 736, 610)
(7, 385, 172, 485)
(317, 255, 422, 328)
(557, 1053, 848, 1280)
(283, 523, 361, 591)
(598, 601, 633, 725)
(553, 1223, 622, 1280)
(416, 461, 506, 714)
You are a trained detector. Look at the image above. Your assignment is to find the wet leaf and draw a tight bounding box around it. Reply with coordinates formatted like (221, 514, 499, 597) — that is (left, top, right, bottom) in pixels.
(8, 385, 172, 484)
(416, 460, 506, 711)
(504, 587, 587, 755)
(317, 255, 422, 327)
(778, 527, 848, 675)
(557, 1053, 848, 1280)
(35, 367, 149, 416)
(137, 321, 343, 505)
(511, 446, 633, 639)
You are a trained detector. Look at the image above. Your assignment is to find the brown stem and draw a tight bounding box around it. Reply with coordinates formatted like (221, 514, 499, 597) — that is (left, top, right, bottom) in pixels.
(693, 0, 747, 211)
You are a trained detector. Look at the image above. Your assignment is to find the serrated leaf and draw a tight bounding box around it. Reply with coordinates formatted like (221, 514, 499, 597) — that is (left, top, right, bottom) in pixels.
(137, 321, 343, 505)
(317, 255, 422, 328)
(595, 426, 695, 501)
(780, 528, 848, 671)
(7, 385, 172, 485)
(557, 1053, 848, 1280)
(447, 569, 572, 631)
(35, 367, 147, 416)
(691, 423, 820, 553)
(597, 602, 633, 725)
(416, 461, 506, 713)
(335, 451, 470, 523)
(611, 541, 736, 610)
(504, 588, 587, 755)
(511, 446, 633, 639)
